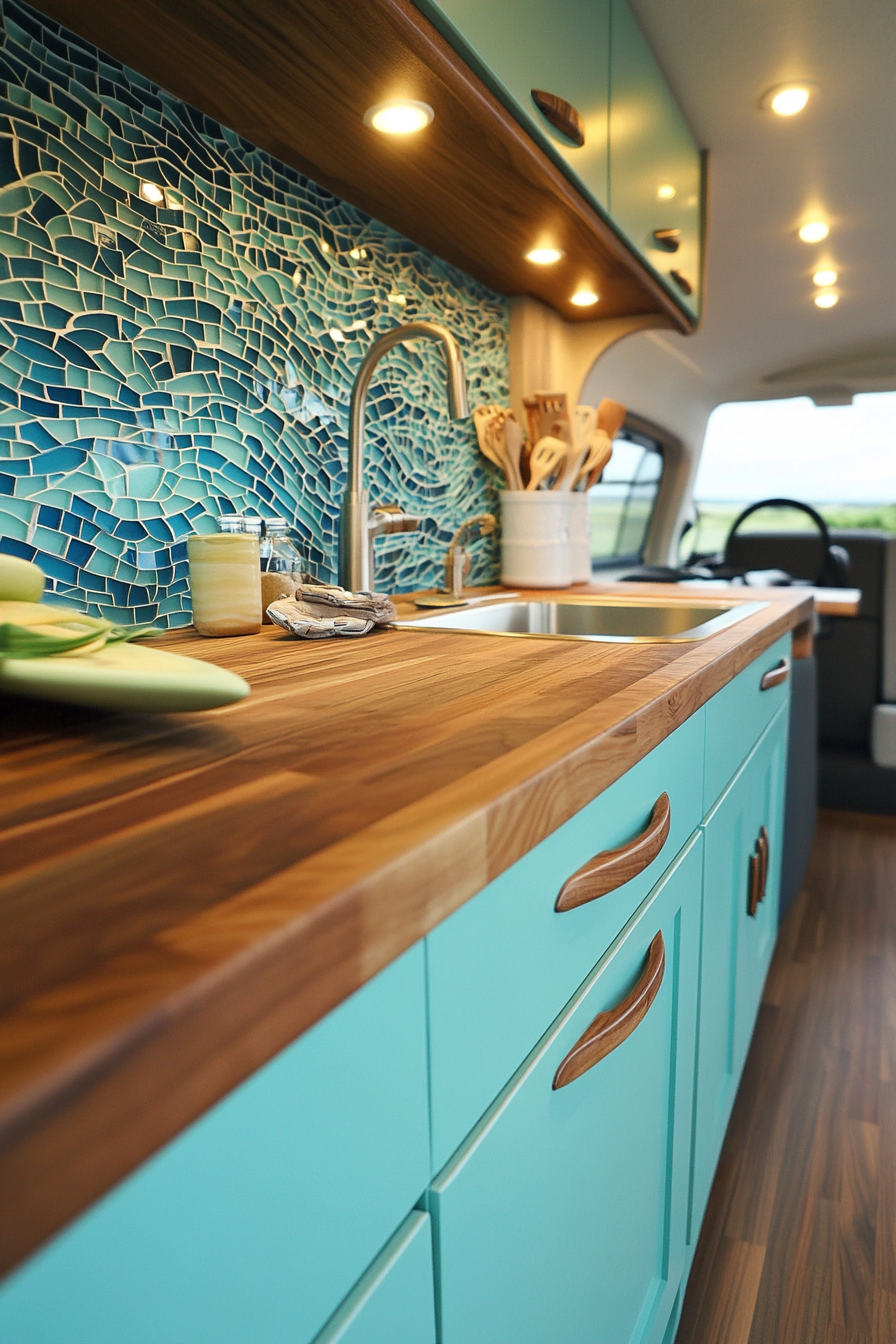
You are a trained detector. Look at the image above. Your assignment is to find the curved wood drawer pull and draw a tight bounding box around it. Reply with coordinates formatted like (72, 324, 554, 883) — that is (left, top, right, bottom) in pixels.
(669, 269, 693, 295)
(555, 793, 671, 912)
(760, 657, 790, 691)
(530, 89, 585, 147)
(757, 825, 769, 902)
(747, 849, 761, 917)
(553, 933, 666, 1089)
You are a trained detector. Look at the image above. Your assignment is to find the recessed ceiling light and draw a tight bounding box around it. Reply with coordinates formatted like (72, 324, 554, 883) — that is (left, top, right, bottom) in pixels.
(762, 83, 815, 116)
(814, 291, 839, 308)
(813, 268, 838, 287)
(657, 184, 676, 200)
(525, 247, 564, 265)
(799, 220, 829, 243)
(570, 289, 599, 307)
(139, 181, 166, 205)
(363, 100, 434, 135)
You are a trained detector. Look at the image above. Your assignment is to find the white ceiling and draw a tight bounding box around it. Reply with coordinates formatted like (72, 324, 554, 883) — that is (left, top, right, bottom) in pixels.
(629, 0, 896, 405)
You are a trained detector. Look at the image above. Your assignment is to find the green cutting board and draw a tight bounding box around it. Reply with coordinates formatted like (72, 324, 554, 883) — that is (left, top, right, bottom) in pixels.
(0, 639, 250, 713)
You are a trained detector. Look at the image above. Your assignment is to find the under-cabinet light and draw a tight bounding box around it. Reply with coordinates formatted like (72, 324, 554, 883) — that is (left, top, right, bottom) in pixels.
(799, 221, 829, 243)
(814, 290, 839, 308)
(813, 268, 838, 287)
(525, 247, 564, 265)
(364, 100, 434, 135)
(570, 289, 599, 307)
(656, 184, 676, 200)
(764, 84, 813, 116)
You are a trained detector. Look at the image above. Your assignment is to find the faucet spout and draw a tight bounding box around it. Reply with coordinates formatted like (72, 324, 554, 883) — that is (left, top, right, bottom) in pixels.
(339, 322, 469, 591)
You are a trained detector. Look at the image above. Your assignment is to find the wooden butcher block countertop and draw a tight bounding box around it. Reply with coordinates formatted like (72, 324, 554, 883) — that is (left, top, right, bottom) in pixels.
(0, 583, 813, 1276)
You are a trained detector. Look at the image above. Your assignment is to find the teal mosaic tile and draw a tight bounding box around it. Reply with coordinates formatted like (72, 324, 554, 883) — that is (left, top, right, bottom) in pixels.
(0, 0, 509, 624)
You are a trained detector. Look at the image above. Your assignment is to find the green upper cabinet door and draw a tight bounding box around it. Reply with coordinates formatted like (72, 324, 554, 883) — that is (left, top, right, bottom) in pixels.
(415, 0, 610, 209)
(609, 0, 703, 318)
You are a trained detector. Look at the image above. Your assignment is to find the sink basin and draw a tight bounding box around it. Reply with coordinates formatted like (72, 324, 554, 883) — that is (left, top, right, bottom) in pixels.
(393, 596, 767, 643)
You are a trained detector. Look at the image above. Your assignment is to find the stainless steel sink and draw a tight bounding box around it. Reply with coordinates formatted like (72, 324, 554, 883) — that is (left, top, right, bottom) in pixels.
(392, 596, 767, 643)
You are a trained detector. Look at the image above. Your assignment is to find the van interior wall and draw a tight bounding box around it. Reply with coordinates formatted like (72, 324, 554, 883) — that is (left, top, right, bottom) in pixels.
(582, 328, 718, 565)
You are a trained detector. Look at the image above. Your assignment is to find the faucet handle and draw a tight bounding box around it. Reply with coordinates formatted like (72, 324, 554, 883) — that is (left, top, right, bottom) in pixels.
(369, 504, 425, 537)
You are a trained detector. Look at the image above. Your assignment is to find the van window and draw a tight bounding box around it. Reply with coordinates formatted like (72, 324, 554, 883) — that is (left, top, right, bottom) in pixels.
(590, 426, 664, 566)
(688, 392, 896, 556)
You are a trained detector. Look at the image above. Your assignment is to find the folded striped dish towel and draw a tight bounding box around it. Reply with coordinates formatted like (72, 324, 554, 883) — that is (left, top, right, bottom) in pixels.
(267, 582, 397, 639)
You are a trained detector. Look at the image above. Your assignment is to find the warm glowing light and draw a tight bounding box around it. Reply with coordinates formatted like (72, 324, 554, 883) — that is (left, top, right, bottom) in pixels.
(364, 100, 434, 135)
(139, 181, 165, 205)
(799, 220, 829, 243)
(570, 289, 599, 307)
(525, 247, 564, 265)
(657, 183, 676, 200)
(770, 85, 811, 116)
(813, 268, 838, 286)
(814, 290, 839, 308)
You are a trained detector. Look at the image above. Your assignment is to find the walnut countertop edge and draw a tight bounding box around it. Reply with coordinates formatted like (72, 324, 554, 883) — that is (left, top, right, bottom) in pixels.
(0, 584, 812, 1277)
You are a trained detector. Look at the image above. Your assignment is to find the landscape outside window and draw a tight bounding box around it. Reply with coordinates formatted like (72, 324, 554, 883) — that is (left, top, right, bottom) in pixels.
(688, 392, 896, 557)
(589, 428, 664, 564)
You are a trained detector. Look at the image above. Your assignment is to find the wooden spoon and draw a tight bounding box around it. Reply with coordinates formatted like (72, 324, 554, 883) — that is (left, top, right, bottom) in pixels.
(502, 415, 524, 491)
(474, 405, 516, 488)
(580, 430, 614, 490)
(596, 397, 627, 441)
(557, 405, 598, 489)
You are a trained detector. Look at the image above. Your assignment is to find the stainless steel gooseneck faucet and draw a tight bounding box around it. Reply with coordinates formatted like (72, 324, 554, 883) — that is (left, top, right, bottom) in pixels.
(338, 322, 469, 592)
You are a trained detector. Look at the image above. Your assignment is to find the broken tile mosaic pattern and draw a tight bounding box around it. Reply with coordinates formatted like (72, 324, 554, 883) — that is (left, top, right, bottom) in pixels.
(0, 0, 509, 625)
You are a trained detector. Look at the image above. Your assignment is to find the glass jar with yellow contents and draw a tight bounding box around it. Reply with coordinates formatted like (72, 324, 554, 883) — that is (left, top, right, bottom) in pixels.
(187, 518, 262, 636)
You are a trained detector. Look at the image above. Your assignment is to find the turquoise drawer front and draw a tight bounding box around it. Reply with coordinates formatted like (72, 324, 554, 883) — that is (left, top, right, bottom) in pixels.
(0, 945, 430, 1344)
(426, 707, 704, 1172)
(430, 833, 702, 1344)
(312, 1212, 436, 1344)
(703, 632, 792, 810)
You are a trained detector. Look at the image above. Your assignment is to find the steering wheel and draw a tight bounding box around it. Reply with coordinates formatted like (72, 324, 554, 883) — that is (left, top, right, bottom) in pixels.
(723, 497, 850, 587)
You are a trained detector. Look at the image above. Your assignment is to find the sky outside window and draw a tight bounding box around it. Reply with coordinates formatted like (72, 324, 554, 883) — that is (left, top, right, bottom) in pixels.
(688, 392, 896, 555)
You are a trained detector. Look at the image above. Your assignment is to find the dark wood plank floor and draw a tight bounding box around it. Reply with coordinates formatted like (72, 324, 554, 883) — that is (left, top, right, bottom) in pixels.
(677, 809, 896, 1344)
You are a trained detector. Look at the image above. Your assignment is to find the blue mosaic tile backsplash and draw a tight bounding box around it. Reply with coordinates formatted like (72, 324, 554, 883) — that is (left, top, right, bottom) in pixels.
(0, 0, 509, 625)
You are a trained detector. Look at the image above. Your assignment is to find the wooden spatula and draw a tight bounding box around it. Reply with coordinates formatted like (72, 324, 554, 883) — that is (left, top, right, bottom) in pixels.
(528, 435, 568, 490)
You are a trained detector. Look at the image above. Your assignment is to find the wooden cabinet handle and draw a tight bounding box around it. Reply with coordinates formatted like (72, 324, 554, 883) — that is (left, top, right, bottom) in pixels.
(757, 825, 769, 902)
(669, 269, 693, 295)
(553, 933, 666, 1089)
(555, 793, 671, 912)
(653, 228, 681, 253)
(760, 657, 790, 691)
(747, 849, 761, 917)
(530, 89, 585, 146)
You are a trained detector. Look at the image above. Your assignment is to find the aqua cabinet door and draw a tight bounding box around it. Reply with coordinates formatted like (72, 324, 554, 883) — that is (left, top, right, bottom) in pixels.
(415, 0, 610, 208)
(608, 0, 702, 317)
(0, 945, 431, 1344)
(430, 834, 702, 1344)
(690, 707, 788, 1245)
(312, 1212, 436, 1344)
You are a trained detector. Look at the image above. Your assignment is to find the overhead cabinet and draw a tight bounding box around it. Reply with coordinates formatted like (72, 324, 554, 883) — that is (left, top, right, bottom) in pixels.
(414, 0, 611, 209)
(609, 0, 703, 318)
(34, 0, 702, 327)
(416, 0, 703, 319)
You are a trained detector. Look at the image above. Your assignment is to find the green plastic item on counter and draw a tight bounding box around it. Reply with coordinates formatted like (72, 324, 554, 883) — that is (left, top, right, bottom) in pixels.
(0, 637, 251, 713)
